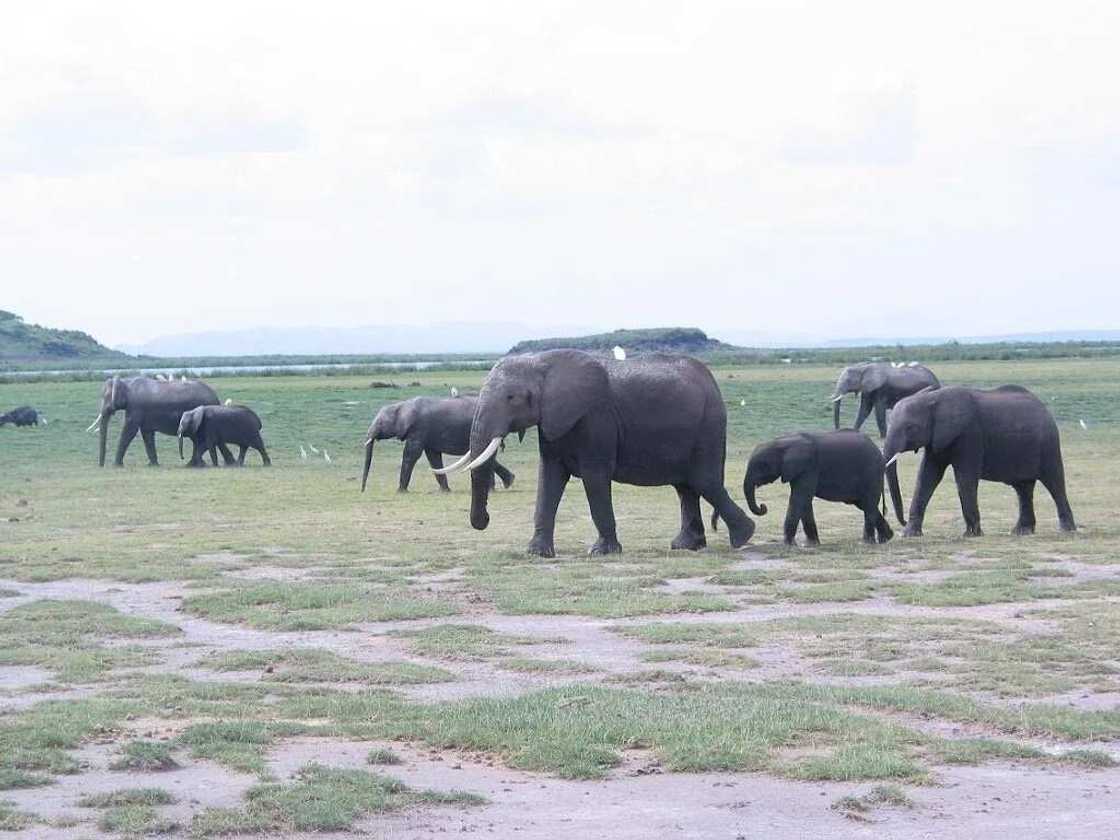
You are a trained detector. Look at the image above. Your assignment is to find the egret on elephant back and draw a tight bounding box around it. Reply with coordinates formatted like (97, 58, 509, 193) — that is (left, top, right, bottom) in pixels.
(438, 349, 754, 557)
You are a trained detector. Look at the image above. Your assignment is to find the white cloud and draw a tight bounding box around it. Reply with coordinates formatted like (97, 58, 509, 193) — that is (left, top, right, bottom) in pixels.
(2, 1, 1119, 345)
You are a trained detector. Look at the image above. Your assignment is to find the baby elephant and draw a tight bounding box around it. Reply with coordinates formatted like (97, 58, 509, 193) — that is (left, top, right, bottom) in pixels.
(740, 430, 906, 545)
(178, 405, 271, 467)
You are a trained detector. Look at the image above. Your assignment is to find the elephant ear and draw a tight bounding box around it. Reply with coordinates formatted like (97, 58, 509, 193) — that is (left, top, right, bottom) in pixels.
(930, 390, 971, 454)
(861, 364, 887, 393)
(780, 437, 815, 483)
(394, 402, 419, 439)
(540, 353, 611, 442)
(181, 408, 201, 436)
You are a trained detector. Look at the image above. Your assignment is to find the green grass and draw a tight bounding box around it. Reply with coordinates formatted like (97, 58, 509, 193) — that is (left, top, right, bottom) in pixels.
(366, 747, 402, 765)
(178, 721, 310, 777)
(612, 622, 757, 649)
(0, 599, 178, 682)
(190, 763, 483, 836)
(109, 740, 179, 772)
(832, 784, 915, 818)
(199, 648, 454, 684)
(0, 800, 35, 831)
(98, 805, 176, 836)
(0, 768, 51, 790)
(388, 623, 567, 661)
(495, 657, 599, 673)
(79, 787, 177, 808)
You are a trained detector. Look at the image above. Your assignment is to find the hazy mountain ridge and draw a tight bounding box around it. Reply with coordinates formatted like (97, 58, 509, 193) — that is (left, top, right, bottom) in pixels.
(508, 327, 733, 355)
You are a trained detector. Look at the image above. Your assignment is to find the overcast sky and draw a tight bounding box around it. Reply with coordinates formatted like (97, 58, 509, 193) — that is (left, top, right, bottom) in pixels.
(3, 2, 1118, 346)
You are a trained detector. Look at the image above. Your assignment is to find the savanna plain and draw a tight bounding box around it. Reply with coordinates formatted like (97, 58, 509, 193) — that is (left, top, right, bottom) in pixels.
(1, 358, 1119, 839)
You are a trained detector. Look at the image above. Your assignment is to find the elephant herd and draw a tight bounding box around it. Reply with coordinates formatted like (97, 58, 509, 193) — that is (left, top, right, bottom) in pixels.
(85, 353, 1078, 554)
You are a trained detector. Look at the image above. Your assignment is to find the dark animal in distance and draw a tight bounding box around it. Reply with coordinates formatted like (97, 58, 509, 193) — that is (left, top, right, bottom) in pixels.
(0, 406, 42, 427)
(362, 396, 514, 493)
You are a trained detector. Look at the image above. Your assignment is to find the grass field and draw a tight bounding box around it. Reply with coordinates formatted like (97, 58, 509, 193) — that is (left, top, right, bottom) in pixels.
(1, 358, 1119, 837)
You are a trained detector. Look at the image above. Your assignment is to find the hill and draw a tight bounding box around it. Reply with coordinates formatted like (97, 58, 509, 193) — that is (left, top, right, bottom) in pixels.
(508, 327, 734, 356)
(0, 310, 125, 363)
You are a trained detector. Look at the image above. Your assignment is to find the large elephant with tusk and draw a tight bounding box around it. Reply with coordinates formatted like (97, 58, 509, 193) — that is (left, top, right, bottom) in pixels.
(442, 349, 755, 557)
(361, 396, 514, 493)
(89, 375, 231, 467)
(831, 362, 940, 437)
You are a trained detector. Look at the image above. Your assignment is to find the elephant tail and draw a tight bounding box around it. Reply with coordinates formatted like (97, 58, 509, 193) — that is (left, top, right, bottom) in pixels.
(710, 507, 720, 532)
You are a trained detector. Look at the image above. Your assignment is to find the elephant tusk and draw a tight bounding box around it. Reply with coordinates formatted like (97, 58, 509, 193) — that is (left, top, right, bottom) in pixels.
(830, 395, 844, 403)
(86, 414, 103, 432)
(466, 437, 502, 471)
(884, 453, 901, 468)
(432, 450, 472, 475)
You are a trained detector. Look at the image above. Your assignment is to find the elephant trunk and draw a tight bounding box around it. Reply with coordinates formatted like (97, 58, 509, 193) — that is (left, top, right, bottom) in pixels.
(832, 395, 842, 429)
(360, 439, 375, 492)
(467, 409, 507, 530)
(178, 434, 185, 461)
(97, 410, 110, 467)
(743, 472, 768, 516)
(886, 459, 906, 526)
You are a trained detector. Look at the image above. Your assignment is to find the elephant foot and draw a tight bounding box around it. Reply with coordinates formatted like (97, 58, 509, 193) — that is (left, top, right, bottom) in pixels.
(963, 525, 984, 537)
(670, 531, 707, 551)
(1059, 518, 1077, 532)
(527, 537, 555, 558)
(589, 537, 623, 556)
(146, 462, 160, 468)
(501, 476, 515, 490)
(438, 486, 451, 493)
(878, 529, 895, 544)
(903, 524, 923, 538)
(1011, 523, 1035, 536)
(397, 487, 409, 494)
(804, 538, 821, 548)
(727, 517, 755, 549)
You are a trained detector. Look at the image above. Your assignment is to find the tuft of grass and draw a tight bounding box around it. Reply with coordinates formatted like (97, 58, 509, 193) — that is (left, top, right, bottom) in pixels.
(0, 799, 35, 831)
(109, 740, 179, 772)
(178, 721, 308, 777)
(612, 622, 756, 649)
(0, 696, 138, 777)
(79, 787, 177, 808)
(389, 624, 566, 661)
(182, 583, 457, 630)
(366, 747, 402, 766)
(0, 768, 51, 790)
(495, 657, 599, 673)
(0, 599, 178, 683)
(98, 804, 176, 836)
(1058, 749, 1118, 768)
(639, 648, 759, 669)
(200, 648, 454, 685)
(190, 763, 483, 836)
(833, 784, 915, 819)
(930, 738, 1044, 765)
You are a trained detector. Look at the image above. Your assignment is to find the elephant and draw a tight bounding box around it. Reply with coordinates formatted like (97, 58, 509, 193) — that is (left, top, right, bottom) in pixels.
(882, 385, 1076, 537)
(88, 375, 232, 467)
(178, 405, 271, 467)
(439, 349, 755, 557)
(0, 406, 41, 427)
(832, 362, 940, 437)
(361, 396, 514, 493)
(739, 430, 906, 545)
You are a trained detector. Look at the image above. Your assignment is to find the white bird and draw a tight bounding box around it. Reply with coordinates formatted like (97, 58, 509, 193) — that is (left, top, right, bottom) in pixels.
(450, 386, 459, 397)
(309, 444, 319, 454)
(300, 445, 308, 459)
(322, 450, 331, 463)
(739, 399, 746, 407)
(612, 345, 626, 361)
(908, 361, 919, 367)
(1080, 419, 1088, 430)
(224, 398, 233, 406)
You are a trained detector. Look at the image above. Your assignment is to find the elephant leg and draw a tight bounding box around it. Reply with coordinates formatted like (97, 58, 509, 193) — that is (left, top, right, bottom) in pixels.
(801, 501, 821, 546)
(115, 421, 140, 466)
(208, 445, 220, 466)
(874, 400, 888, 438)
(953, 465, 983, 537)
(853, 394, 874, 432)
(1040, 460, 1076, 532)
(218, 444, 236, 465)
(871, 498, 894, 543)
(140, 428, 159, 466)
(425, 450, 451, 491)
(1011, 480, 1037, 535)
(492, 459, 515, 490)
(582, 470, 621, 555)
(529, 456, 570, 557)
(905, 453, 948, 537)
(698, 484, 755, 548)
(398, 439, 424, 492)
(237, 445, 247, 466)
(671, 485, 706, 551)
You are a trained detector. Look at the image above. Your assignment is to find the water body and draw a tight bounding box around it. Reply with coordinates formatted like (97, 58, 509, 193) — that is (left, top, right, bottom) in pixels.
(5, 360, 495, 378)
